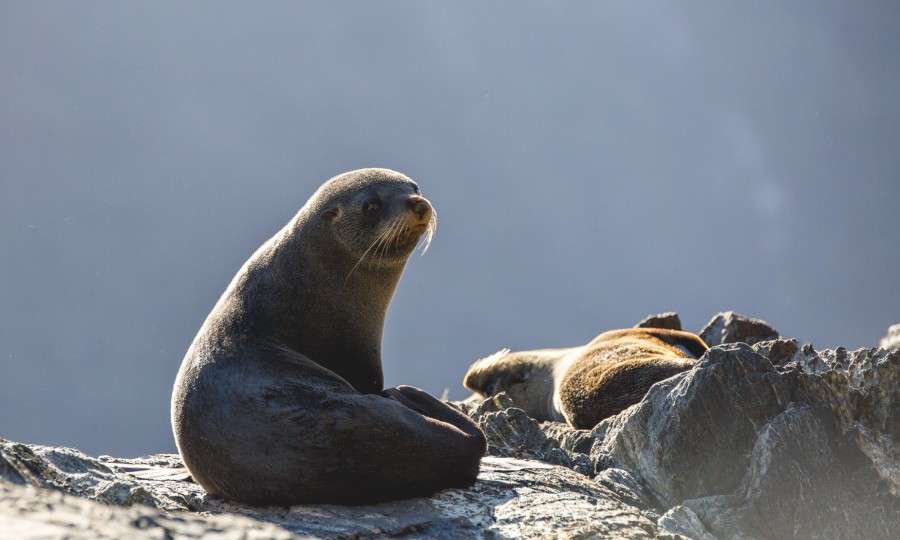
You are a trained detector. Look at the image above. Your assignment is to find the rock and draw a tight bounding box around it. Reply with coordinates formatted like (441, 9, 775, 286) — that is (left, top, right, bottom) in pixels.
(754, 339, 898, 495)
(658, 505, 718, 540)
(799, 347, 898, 496)
(0, 439, 156, 507)
(593, 344, 795, 505)
(2, 333, 897, 538)
(589, 415, 617, 443)
(465, 391, 516, 422)
(0, 438, 669, 539)
(635, 312, 682, 331)
(681, 404, 898, 539)
(751, 338, 828, 372)
(539, 421, 596, 455)
(469, 466, 663, 539)
(478, 407, 593, 476)
(0, 480, 301, 540)
(594, 467, 658, 510)
(880, 323, 900, 350)
(593, 341, 900, 537)
(699, 311, 779, 346)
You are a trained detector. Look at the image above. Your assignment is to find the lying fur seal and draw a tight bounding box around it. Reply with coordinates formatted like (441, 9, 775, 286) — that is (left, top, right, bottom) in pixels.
(172, 168, 486, 506)
(464, 328, 708, 429)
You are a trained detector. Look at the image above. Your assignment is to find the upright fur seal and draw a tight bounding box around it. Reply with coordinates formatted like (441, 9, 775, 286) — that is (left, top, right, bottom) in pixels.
(172, 168, 486, 506)
(464, 328, 708, 429)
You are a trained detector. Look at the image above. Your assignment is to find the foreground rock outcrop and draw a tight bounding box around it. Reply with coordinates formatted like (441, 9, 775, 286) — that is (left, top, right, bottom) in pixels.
(1, 312, 897, 538)
(0, 441, 665, 539)
(594, 341, 898, 538)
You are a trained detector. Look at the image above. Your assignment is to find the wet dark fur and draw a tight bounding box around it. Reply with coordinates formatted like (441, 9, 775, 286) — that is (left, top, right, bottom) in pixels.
(172, 169, 485, 506)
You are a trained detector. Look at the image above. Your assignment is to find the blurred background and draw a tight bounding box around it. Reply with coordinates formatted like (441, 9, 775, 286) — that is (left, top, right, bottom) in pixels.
(2, 2, 898, 457)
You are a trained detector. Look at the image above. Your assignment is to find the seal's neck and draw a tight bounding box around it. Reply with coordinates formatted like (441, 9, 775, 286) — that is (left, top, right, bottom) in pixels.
(261, 221, 407, 393)
(527, 355, 569, 423)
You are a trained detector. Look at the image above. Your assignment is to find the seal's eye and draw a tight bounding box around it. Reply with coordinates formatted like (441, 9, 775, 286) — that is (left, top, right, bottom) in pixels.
(363, 200, 380, 215)
(510, 369, 530, 384)
(412, 184, 420, 195)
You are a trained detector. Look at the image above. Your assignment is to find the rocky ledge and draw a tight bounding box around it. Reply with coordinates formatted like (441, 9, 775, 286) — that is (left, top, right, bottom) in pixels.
(2, 313, 898, 539)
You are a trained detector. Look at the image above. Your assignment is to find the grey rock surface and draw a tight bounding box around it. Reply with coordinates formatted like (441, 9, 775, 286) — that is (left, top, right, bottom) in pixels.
(594, 467, 658, 510)
(0, 439, 669, 539)
(594, 341, 899, 538)
(593, 343, 795, 505)
(0, 480, 302, 540)
(0, 440, 157, 507)
(881, 323, 900, 350)
(657, 505, 717, 540)
(465, 391, 516, 421)
(681, 404, 894, 539)
(635, 312, 683, 331)
(539, 421, 595, 455)
(698, 311, 780, 346)
(479, 407, 593, 476)
(2, 314, 897, 539)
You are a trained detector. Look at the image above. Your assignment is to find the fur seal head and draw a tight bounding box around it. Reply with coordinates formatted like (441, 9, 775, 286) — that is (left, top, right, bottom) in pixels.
(464, 347, 573, 423)
(312, 168, 436, 271)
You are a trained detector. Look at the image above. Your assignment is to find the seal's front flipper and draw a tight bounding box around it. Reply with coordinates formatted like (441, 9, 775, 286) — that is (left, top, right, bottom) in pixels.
(379, 385, 446, 415)
(381, 385, 486, 441)
(638, 329, 709, 359)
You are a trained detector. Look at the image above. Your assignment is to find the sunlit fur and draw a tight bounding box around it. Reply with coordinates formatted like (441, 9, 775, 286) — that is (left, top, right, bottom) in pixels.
(172, 168, 484, 506)
(345, 207, 436, 282)
(464, 328, 709, 429)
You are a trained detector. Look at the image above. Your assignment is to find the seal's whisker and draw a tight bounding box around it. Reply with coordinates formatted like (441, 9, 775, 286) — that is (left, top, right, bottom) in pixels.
(371, 217, 402, 268)
(345, 201, 432, 281)
(372, 221, 392, 266)
(381, 217, 404, 262)
(345, 221, 395, 283)
(369, 221, 397, 263)
(418, 209, 437, 255)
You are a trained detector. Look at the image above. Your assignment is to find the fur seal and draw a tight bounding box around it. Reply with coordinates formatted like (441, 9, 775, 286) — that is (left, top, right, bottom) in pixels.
(172, 168, 486, 506)
(464, 328, 708, 429)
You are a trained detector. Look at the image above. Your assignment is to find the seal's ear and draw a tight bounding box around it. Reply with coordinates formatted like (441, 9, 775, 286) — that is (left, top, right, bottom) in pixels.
(323, 207, 341, 221)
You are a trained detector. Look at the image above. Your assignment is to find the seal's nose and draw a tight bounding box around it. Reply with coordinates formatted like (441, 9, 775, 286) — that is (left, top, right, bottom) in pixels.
(406, 195, 431, 221)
